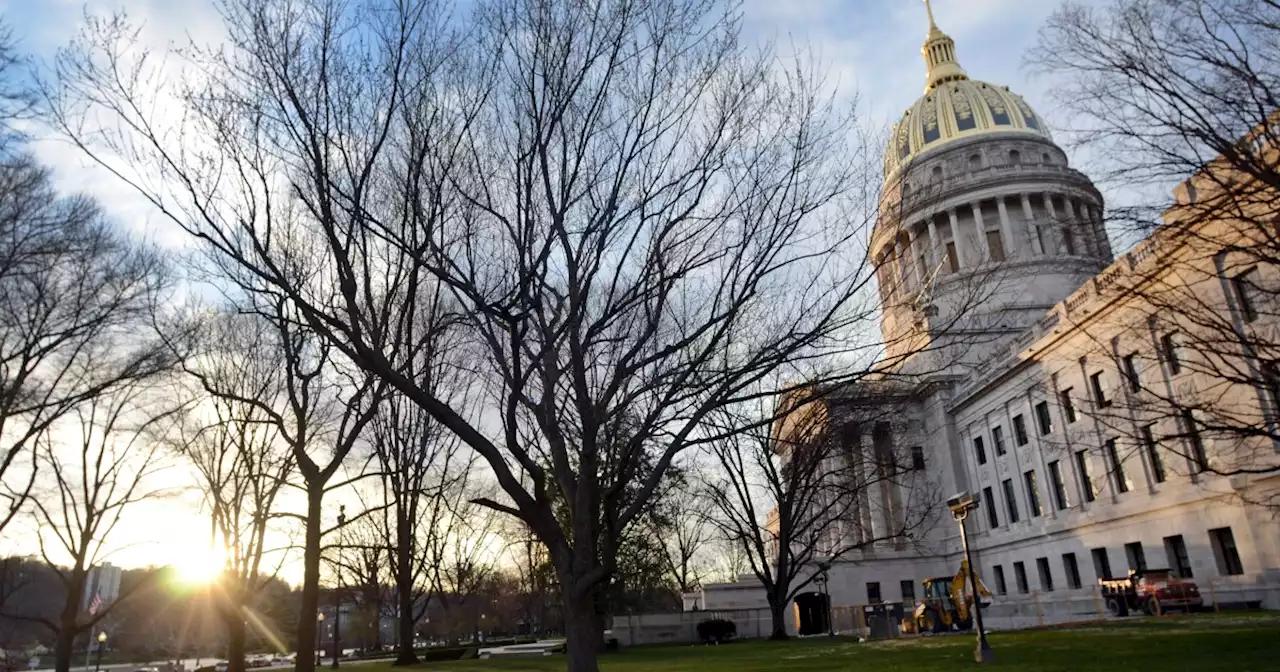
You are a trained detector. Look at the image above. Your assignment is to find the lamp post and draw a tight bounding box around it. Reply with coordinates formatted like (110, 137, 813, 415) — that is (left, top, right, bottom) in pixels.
(948, 492, 993, 663)
(332, 505, 346, 670)
(316, 612, 325, 662)
(815, 562, 834, 637)
(94, 632, 107, 672)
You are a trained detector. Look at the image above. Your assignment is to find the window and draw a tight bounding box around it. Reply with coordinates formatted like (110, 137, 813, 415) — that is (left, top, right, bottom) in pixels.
(1125, 542, 1147, 572)
(986, 230, 1006, 262)
(1105, 438, 1129, 494)
(1262, 363, 1280, 415)
(1035, 225, 1047, 253)
(1008, 149, 1021, 165)
(983, 486, 999, 529)
(1162, 332, 1181, 374)
(1063, 227, 1076, 255)
(1036, 557, 1054, 592)
(974, 436, 987, 465)
(1141, 424, 1166, 484)
(1048, 460, 1070, 510)
(1013, 414, 1029, 446)
(911, 446, 926, 471)
(1091, 547, 1113, 579)
(1233, 268, 1260, 323)
(1164, 535, 1193, 578)
(1035, 401, 1053, 436)
(900, 579, 916, 603)
(992, 426, 1007, 456)
(1182, 409, 1209, 473)
(1013, 561, 1029, 594)
(992, 565, 1007, 595)
(1062, 553, 1082, 589)
(1090, 371, 1111, 407)
(1002, 478, 1020, 523)
(1024, 470, 1043, 517)
(969, 153, 982, 169)
(867, 581, 882, 603)
(946, 241, 959, 273)
(1208, 527, 1244, 576)
(1061, 388, 1077, 423)
(1075, 450, 1096, 502)
(1123, 353, 1141, 392)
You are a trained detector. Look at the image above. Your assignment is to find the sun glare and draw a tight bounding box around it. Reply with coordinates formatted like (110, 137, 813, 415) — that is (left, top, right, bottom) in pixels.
(173, 548, 226, 586)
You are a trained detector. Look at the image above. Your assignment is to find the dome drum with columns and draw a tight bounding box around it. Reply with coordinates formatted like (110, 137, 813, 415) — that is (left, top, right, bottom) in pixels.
(874, 3, 1113, 370)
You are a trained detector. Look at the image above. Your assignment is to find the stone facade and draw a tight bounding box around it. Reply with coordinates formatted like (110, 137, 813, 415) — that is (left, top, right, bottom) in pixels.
(692, 9, 1280, 630)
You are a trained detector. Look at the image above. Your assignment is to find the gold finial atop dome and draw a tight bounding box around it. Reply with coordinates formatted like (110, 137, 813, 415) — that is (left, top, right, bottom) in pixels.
(921, 0, 968, 93)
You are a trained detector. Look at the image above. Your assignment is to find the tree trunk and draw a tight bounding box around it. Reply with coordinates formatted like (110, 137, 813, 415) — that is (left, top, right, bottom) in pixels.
(294, 483, 324, 672)
(226, 613, 247, 672)
(768, 598, 789, 641)
(561, 587, 602, 672)
(392, 505, 417, 665)
(54, 571, 86, 672)
(53, 621, 76, 672)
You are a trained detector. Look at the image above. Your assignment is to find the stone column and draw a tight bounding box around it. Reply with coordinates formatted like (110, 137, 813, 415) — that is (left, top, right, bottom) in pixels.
(1044, 192, 1066, 255)
(909, 226, 925, 288)
(948, 208, 967, 269)
(972, 202, 990, 261)
(996, 196, 1016, 260)
(927, 217, 941, 269)
(1063, 197, 1096, 257)
(1022, 193, 1043, 255)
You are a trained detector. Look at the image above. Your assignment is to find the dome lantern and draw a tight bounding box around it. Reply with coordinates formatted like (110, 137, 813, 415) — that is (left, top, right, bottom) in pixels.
(921, 0, 968, 93)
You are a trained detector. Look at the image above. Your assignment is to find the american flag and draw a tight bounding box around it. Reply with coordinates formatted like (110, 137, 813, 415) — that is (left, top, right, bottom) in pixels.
(88, 591, 102, 615)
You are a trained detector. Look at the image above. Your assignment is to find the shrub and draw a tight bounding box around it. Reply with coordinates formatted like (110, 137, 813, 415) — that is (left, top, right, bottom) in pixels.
(696, 618, 737, 644)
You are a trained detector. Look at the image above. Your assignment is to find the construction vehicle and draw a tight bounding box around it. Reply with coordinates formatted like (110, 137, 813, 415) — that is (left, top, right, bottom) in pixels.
(905, 560, 992, 634)
(1098, 568, 1203, 616)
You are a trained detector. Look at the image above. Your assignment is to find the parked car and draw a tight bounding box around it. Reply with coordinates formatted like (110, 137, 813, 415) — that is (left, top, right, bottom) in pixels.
(1099, 568, 1203, 616)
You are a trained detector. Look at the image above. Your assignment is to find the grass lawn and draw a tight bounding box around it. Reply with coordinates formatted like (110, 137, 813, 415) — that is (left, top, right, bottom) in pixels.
(394, 613, 1280, 671)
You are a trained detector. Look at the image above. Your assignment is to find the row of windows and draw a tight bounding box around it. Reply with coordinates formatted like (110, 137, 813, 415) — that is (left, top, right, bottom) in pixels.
(990, 527, 1244, 596)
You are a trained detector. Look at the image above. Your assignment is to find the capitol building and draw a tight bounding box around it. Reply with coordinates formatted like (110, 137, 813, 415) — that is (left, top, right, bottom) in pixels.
(691, 5, 1280, 633)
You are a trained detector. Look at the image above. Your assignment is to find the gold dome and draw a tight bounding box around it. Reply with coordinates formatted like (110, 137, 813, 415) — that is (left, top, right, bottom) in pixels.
(884, 2, 1053, 179)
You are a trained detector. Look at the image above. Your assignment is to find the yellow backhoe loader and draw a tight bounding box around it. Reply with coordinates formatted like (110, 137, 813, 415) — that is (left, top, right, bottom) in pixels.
(905, 560, 993, 634)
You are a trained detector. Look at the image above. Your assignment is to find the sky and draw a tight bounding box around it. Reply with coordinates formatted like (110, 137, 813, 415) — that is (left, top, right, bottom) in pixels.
(0, 0, 1119, 578)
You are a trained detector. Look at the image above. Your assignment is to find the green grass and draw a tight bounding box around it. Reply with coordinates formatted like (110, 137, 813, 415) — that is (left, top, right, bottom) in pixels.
(394, 613, 1280, 671)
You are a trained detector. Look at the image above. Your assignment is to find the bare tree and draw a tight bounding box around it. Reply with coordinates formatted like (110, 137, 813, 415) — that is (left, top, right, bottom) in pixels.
(647, 480, 712, 595)
(46, 0, 895, 668)
(0, 152, 173, 538)
(23, 375, 182, 672)
(705, 393, 939, 639)
(1028, 0, 1280, 504)
(174, 313, 298, 672)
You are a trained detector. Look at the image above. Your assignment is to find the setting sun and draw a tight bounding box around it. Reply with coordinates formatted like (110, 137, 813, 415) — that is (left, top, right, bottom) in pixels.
(173, 548, 227, 587)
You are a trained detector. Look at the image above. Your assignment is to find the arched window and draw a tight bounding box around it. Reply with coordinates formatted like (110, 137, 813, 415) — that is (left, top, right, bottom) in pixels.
(931, 166, 943, 182)
(1008, 149, 1021, 165)
(969, 154, 982, 170)
(1041, 152, 1051, 164)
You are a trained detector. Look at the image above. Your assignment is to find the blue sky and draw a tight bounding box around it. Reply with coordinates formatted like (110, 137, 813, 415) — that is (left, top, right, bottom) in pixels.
(1, 0, 1114, 242)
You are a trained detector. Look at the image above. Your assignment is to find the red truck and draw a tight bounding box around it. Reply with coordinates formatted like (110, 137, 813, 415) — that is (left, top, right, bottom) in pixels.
(1098, 568, 1203, 616)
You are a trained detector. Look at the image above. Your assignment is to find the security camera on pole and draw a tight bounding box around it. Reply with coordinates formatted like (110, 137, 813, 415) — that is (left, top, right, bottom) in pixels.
(947, 492, 993, 663)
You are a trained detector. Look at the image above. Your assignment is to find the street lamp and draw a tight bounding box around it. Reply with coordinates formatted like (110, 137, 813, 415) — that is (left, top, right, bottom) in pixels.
(815, 562, 835, 637)
(317, 611, 325, 661)
(948, 492, 993, 664)
(94, 632, 107, 672)
(332, 505, 346, 670)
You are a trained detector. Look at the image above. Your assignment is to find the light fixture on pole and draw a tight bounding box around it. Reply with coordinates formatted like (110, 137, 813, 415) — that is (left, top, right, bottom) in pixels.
(947, 491, 993, 663)
(816, 561, 834, 637)
(94, 632, 107, 672)
(316, 611, 325, 661)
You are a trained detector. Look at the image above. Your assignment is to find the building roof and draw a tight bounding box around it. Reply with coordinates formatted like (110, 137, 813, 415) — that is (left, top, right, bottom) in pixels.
(883, 3, 1053, 180)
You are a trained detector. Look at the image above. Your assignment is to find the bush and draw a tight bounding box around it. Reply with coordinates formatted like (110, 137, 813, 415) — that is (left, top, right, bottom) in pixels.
(696, 618, 737, 644)
(417, 646, 475, 662)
